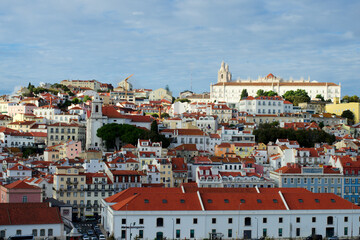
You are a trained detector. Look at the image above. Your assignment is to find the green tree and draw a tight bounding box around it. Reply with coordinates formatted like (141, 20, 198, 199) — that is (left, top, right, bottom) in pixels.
(283, 89, 310, 106)
(161, 113, 170, 119)
(175, 99, 191, 103)
(256, 89, 265, 97)
(316, 94, 325, 101)
(266, 90, 278, 97)
(241, 89, 248, 99)
(151, 120, 158, 133)
(72, 98, 80, 104)
(318, 122, 325, 129)
(165, 85, 170, 92)
(83, 95, 92, 102)
(151, 113, 159, 118)
(341, 110, 355, 125)
(97, 123, 171, 150)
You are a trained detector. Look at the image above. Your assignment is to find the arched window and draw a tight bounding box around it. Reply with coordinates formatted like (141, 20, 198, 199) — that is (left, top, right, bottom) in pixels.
(327, 216, 333, 225)
(156, 218, 164, 227)
(95, 105, 99, 113)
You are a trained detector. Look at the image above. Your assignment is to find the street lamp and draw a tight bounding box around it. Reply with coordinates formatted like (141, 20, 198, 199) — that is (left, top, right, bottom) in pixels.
(129, 222, 135, 240)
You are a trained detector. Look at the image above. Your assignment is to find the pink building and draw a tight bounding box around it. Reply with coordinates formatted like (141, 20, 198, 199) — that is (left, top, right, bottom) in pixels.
(0, 180, 42, 203)
(64, 140, 82, 159)
(7, 103, 37, 117)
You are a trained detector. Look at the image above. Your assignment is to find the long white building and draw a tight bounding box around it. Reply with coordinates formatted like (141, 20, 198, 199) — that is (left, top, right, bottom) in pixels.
(210, 62, 341, 104)
(101, 186, 360, 240)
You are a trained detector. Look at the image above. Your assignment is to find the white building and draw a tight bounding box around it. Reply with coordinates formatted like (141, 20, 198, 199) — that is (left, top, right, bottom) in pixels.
(238, 96, 293, 115)
(211, 62, 341, 104)
(0, 202, 65, 239)
(101, 186, 360, 240)
(160, 129, 212, 152)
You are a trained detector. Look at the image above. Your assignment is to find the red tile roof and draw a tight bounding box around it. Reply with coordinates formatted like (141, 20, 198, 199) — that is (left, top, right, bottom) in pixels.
(4, 180, 40, 190)
(0, 203, 63, 225)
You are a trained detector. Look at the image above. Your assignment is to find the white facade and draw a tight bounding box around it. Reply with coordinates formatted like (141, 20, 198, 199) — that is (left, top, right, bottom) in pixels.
(238, 96, 293, 115)
(83, 159, 105, 173)
(0, 223, 64, 239)
(211, 63, 341, 104)
(102, 187, 360, 240)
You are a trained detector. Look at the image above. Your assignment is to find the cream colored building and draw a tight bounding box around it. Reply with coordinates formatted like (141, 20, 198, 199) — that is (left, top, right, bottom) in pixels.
(211, 62, 341, 104)
(153, 158, 174, 187)
(149, 88, 172, 102)
(47, 122, 86, 148)
(53, 166, 86, 218)
(326, 102, 360, 124)
(61, 79, 101, 90)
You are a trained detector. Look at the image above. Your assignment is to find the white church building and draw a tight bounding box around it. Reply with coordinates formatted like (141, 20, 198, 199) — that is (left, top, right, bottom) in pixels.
(210, 62, 341, 104)
(86, 95, 153, 150)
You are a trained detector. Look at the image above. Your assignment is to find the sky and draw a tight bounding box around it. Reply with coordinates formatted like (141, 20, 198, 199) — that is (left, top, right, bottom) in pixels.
(0, 0, 359, 97)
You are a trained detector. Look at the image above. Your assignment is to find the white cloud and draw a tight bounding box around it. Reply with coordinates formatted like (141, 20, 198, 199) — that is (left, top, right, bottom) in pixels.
(0, 0, 359, 96)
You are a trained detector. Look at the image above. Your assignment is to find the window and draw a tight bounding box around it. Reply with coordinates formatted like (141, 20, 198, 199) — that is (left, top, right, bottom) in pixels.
(327, 216, 334, 225)
(228, 229, 232, 238)
(212, 218, 216, 224)
(245, 217, 251, 226)
(32, 229, 37, 237)
(0, 230, 5, 238)
(121, 230, 126, 239)
(40, 229, 45, 236)
(176, 230, 180, 238)
(228, 218, 233, 224)
(16, 230, 21, 235)
(263, 218, 267, 223)
(312, 217, 316, 222)
(176, 218, 180, 224)
(157, 218, 164, 227)
(190, 229, 195, 238)
(296, 217, 300, 223)
(122, 218, 126, 225)
(193, 218, 198, 224)
(278, 228, 283, 237)
(139, 218, 144, 224)
(296, 228, 300, 237)
(22, 195, 27, 203)
(344, 216, 348, 222)
(139, 230, 143, 238)
(263, 228, 267, 237)
(48, 229, 53, 236)
(279, 217, 283, 223)
(344, 227, 348, 235)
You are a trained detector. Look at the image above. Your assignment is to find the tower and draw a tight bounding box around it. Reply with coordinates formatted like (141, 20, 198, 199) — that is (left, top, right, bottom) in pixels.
(217, 61, 232, 83)
(86, 94, 107, 150)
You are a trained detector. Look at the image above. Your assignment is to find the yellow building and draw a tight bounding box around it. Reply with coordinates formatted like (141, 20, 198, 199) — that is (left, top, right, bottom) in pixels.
(325, 102, 360, 124)
(53, 166, 86, 217)
(233, 143, 256, 158)
(153, 158, 174, 187)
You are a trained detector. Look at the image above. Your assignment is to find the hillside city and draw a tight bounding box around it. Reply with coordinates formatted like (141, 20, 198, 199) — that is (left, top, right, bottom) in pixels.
(1, 62, 360, 240)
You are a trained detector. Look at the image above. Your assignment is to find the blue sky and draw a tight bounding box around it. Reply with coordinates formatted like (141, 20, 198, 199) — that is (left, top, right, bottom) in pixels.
(0, 0, 359, 97)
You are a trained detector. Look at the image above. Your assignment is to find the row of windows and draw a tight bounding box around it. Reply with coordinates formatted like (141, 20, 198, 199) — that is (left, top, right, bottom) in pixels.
(145, 216, 355, 227)
(284, 177, 341, 184)
(50, 128, 76, 133)
(50, 135, 76, 141)
(13, 229, 53, 237)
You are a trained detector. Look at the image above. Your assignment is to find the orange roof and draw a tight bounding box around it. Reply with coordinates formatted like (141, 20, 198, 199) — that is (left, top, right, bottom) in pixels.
(4, 180, 40, 190)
